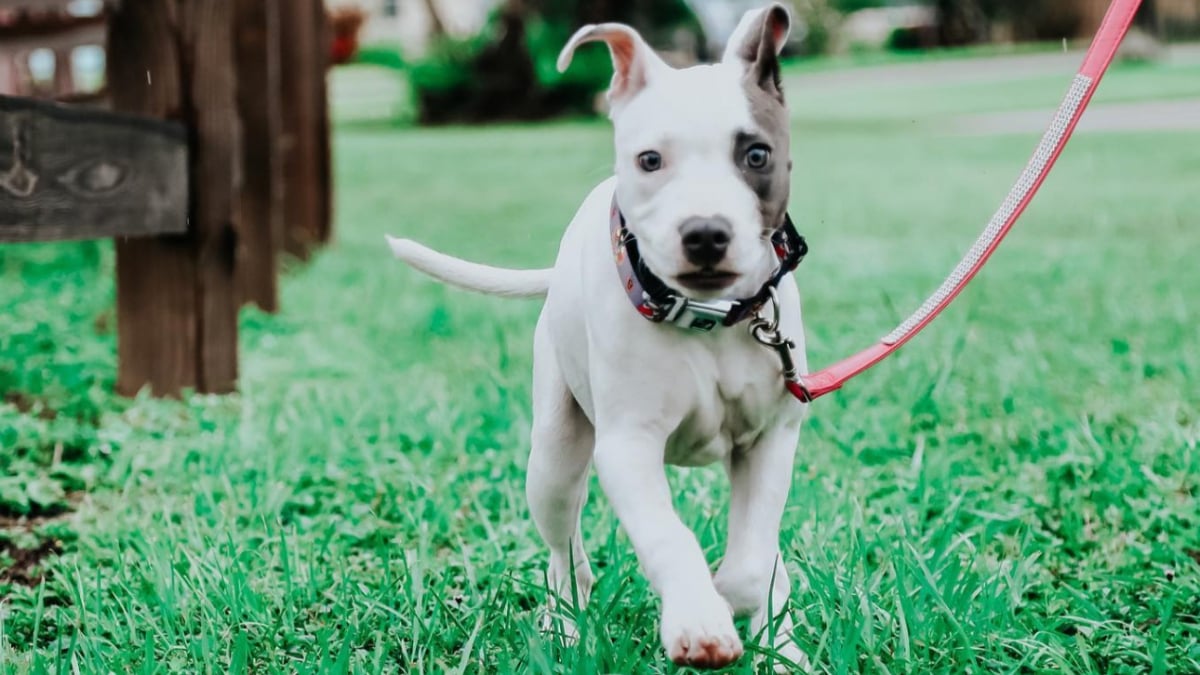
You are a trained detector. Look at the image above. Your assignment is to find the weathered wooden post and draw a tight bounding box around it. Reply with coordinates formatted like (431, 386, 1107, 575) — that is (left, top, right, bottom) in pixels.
(51, 47, 72, 96)
(235, 0, 284, 312)
(107, 0, 242, 396)
(277, 0, 332, 259)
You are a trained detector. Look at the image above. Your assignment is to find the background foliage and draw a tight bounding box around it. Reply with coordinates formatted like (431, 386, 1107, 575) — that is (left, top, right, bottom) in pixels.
(409, 0, 700, 124)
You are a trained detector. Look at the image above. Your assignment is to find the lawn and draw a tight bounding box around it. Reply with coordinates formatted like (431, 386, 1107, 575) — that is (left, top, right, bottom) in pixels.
(2, 52, 1199, 674)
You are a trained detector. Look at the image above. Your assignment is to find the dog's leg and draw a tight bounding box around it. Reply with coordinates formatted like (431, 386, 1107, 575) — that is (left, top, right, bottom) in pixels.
(527, 322, 595, 643)
(594, 429, 743, 669)
(713, 422, 810, 672)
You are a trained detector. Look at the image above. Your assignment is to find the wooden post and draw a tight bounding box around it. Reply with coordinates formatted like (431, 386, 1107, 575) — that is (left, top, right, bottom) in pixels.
(0, 54, 17, 94)
(235, 0, 283, 311)
(52, 47, 73, 97)
(314, 0, 332, 245)
(108, 0, 241, 397)
(277, 0, 332, 258)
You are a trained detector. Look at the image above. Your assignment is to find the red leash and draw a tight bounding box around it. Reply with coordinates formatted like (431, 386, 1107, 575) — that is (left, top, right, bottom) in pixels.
(799, 0, 1145, 402)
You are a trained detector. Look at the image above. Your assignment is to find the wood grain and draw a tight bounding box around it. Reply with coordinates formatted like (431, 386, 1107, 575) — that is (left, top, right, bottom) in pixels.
(313, 0, 332, 244)
(0, 22, 105, 57)
(109, 0, 241, 397)
(179, 0, 241, 393)
(108, 0, 197, 398)
(277, 0, 332, 258)
(0, 0, 84, 10)
(0, 94, 187, 242)
(235, 0, 282, 312)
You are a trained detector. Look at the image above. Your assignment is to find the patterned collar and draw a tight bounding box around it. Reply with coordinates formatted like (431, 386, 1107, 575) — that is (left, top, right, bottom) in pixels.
(609, 195, 808, 332)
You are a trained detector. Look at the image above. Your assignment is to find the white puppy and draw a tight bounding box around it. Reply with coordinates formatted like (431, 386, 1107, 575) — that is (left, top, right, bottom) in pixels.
(387, 4, 809, 669)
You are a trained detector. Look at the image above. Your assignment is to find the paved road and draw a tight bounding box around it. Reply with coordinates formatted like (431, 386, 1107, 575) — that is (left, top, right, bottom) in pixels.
(788, 44, 1200, 135)
(953, 97, 1200, 134)
(788, 43, 1200, 92)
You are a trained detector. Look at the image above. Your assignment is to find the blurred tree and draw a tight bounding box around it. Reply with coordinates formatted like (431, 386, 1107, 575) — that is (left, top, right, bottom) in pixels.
(832, 0, 888, 11)
(420, 0, 447, 37)
(410, 0, 701, 124)
(931, 0, 989, 45)
(929, 0, 1162, 46)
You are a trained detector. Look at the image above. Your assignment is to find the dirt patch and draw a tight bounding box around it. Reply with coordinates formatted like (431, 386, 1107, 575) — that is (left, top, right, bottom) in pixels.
(2, 391, 58, 421)
(1187, 548, 1200, 567)
(0, 491, 82, 527)
(0, 504, 73, 527)
(0, 537, 63, 587)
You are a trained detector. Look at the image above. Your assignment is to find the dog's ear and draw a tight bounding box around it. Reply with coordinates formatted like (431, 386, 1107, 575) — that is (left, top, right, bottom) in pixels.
(722, 4, 791, 100)
(557, 23, 668, 106)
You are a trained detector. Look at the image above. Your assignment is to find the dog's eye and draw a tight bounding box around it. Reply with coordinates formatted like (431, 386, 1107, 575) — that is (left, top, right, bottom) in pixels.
(637, 151, 663, 172)
(745, 145, 771, 169)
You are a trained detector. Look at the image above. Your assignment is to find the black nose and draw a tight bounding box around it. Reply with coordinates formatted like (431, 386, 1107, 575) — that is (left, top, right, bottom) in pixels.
(680, 217, 732, 267)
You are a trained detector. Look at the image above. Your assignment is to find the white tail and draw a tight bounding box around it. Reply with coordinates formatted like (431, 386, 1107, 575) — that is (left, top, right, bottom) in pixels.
(385, 236, 551, 298)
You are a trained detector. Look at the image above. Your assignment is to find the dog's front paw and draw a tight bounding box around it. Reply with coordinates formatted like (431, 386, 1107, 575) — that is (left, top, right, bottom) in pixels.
(660, 590, 743, 669)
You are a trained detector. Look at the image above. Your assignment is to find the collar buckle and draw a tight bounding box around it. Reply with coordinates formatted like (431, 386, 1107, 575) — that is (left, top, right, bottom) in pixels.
(664, 297, 736, 332)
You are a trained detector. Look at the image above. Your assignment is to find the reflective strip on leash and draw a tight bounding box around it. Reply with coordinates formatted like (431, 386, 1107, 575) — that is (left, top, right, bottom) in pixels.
(798, 0, 1145, 402)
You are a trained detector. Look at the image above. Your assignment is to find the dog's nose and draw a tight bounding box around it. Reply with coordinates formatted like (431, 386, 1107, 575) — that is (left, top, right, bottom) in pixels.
(680, 217, 732, 267)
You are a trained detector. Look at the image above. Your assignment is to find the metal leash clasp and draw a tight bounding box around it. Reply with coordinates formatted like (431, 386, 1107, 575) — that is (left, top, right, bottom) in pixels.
(748, 287, 812, 402)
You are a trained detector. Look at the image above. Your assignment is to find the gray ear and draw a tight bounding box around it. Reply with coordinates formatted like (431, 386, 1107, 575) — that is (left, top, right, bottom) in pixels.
(722, 4, 792, 99)
(557, 23, 670, 106)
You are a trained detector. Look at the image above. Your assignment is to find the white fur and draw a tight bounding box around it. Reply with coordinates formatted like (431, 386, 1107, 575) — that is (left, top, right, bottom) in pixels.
(611, 63, 776, 301)
(384, 236, 550, 298)
(386, 6, 809, 671)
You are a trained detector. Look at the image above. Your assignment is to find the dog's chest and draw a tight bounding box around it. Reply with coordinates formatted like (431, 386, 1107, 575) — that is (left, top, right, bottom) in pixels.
(663, 339, 796, 466)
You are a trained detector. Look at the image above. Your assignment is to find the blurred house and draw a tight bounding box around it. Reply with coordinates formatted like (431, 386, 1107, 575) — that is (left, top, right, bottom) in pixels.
(325, 0, 501, 57)
(1072, 0, 1199, 41)
(992, 0, 1200, 41)
(1160, 0, 1200, 36)
(839, 0, 1200, 53)
(0, 0, 106, 99)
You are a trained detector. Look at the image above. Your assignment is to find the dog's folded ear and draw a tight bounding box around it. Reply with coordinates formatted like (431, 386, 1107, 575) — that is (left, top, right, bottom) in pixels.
(722, 3, 792, 100)
(557, 23, 668, 107)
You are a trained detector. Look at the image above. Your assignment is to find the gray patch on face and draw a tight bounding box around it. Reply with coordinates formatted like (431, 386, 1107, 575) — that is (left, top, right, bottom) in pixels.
(734, 80, 791, 233)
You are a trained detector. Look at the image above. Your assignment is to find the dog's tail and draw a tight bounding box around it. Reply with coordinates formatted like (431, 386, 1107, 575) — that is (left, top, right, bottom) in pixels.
(385, 236, 551, 298)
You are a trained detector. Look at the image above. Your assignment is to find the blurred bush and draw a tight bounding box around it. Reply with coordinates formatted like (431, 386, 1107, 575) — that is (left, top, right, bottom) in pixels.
(408, 0, 702, 125)
(790, 0, 845, 57)
(355, 43, 408, 71)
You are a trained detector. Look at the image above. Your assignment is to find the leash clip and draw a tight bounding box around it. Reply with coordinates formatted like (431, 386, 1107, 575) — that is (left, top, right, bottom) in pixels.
(748, 288, 812, 402)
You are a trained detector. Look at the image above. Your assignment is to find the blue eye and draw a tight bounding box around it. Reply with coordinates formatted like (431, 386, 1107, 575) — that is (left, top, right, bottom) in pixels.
(638, 151, 663, 172)
(746, 145, 771, 169)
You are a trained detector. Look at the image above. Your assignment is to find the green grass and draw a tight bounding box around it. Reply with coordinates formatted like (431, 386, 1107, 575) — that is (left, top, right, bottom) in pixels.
(2, 54, 1199, 674)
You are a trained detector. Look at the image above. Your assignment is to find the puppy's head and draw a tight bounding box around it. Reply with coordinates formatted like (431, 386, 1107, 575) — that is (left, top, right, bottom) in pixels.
(558, 4, 793, 300)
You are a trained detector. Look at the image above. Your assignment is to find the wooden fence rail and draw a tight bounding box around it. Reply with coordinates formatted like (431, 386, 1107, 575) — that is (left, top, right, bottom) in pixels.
(0, 95, 187, 242)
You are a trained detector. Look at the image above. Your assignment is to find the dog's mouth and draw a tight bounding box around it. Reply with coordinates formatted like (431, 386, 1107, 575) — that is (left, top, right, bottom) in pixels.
(675, 269, 740, 292)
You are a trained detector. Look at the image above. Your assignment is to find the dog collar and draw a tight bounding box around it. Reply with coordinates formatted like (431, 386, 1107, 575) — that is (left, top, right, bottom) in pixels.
(610, 196, 807, 332)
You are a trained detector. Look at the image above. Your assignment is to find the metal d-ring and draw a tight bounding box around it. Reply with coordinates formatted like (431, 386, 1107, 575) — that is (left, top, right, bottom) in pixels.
(748, 287, 805, 393)
(748, 287, 782, 344)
